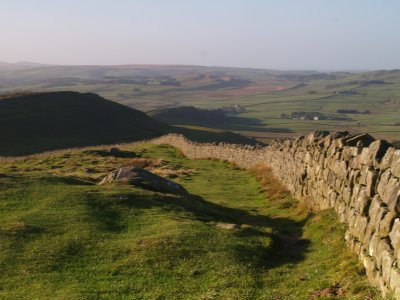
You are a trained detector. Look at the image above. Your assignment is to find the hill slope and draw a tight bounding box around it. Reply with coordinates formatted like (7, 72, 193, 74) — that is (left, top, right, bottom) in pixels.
(0, 143, 381, 299)
(0, 92, 165, 155)
(0, 91, 258, 156)
(151, 106, 229, 125)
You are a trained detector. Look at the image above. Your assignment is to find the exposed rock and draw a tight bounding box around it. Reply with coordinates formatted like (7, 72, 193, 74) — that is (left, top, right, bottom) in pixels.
(379, 212, 397, 238)
(389, 219, 400, 251)
(368, 140, 392, 167)
(392, 150, 400, 178)
(381, 147, 396, 170)
(216, 223, 239, 230)
(381, 250, 395, 284)
(362, 253, 379, 284)
(312, 130, 330, 141)
(345, 133, 375, 147)
(109, 147, 138, 158)
(100, 166, 188, 195)
(353, 214, 368, 240)
(390, 268, 400, 292)
(377, 239, 392, 268)
(84, 147, 138, 158)
(369, 195, 383, 224)
(365, 169, 378, 197)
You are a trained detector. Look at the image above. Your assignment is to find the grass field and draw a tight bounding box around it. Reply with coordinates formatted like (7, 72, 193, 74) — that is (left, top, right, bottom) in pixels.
(1, 65, 399, 143)
(0, 143, 386, 299)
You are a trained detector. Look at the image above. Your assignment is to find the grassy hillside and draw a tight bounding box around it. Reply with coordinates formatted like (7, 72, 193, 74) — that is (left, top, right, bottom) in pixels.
(0, 91, 256, 156)
(150, 106, 229, 125)
(0, 92, 165, 156)
(0, 143, 383, 299)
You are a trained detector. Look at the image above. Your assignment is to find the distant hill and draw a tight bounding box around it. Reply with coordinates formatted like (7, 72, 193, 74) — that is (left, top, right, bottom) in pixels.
(151, 106, 229, 125)
(0, 92, 258, 156)
(0, 92, 166, 155)
(0, 61, 50, 69)
(150, 106, 265, 139)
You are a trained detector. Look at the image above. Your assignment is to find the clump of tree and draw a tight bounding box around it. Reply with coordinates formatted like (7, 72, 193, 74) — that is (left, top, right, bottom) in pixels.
(160, 79, 181, 86)
(281, 111, 351, 121)
(333, 90, 361, 95)
(152, 106, 228, 125)
(221, 104, 245, 114)
(281, 112, 327, 120)
(337, 109, 370, 114)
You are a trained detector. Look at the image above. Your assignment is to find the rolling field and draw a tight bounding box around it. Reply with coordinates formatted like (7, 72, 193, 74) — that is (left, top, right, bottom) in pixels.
(0, 143, 384, 299)
(1, 65, 399, 143)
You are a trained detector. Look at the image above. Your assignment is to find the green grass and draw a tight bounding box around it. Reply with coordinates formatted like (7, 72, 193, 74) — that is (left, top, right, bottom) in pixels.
(0, 144, 384, 299)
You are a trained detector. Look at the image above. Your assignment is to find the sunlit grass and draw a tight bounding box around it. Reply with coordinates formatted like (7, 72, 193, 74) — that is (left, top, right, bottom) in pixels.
(0, 144, 384, 299)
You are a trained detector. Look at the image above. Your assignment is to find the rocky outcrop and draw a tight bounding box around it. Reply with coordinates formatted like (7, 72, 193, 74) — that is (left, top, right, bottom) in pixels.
(150, 132, 400, 298)
(100, 166, 188, 195)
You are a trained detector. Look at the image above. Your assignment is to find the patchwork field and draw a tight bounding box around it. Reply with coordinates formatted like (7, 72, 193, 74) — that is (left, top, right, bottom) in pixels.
(0, 143, 384, 299)
(1, 65, 399, 143)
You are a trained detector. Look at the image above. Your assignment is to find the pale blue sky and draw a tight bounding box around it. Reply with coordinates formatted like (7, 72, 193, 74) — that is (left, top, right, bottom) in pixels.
(1, 0, 399, 70)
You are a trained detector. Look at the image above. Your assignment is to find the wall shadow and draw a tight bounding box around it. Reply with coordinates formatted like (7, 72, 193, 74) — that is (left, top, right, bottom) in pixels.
(87, 189, 310, 270)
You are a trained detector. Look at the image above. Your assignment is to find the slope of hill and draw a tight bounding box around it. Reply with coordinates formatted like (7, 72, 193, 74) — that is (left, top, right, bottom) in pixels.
(0, 91, 166, 155)
(0, 91, 258, 156)
(151, 106, 229, 125)
(0, 143, 381, 299)
(0, 61, 50, 69)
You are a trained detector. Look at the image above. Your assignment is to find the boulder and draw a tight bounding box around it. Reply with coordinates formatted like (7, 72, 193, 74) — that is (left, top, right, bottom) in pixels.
(368, 140, 392, 167)
(380, 147, 396, 170)
(381, 250, 395, 284)
(379, 211, 397, 238)
(390, 268, 400, 293)
(389, 219, 400, 252)
(84, 147, 138, 158)
(100, 166, 188, 195)
(392, 150, 400, 178)
(312, 130, 330, 141)
(352, 214, 368, 241)
(216, 223, 239, 230)
(109, 147, 138, 158)
(345, 133, 375, 147)
(362, 253, 379, 285)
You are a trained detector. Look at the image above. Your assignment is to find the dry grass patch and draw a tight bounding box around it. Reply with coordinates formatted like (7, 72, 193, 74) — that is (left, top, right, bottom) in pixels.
(252, 165, 289, 200)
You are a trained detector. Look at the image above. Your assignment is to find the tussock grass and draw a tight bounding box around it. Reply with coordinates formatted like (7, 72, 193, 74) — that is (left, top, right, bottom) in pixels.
(253, 165, 290, 200)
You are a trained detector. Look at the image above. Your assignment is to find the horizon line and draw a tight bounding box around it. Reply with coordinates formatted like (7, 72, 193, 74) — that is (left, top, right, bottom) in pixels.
(1, 60, 398, 73)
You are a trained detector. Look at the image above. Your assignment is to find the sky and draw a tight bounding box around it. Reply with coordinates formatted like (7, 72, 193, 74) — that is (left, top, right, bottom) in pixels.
(1, 0, 399, 70)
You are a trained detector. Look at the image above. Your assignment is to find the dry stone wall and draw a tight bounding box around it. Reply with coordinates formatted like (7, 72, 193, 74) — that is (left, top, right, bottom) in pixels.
(151, 132, 400, 298)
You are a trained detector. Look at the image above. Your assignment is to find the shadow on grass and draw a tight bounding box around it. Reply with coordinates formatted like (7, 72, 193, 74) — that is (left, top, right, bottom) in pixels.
(85, 189, 310, 270)
(171, 125, 262, 145)
(85, 195, 127, 232)
(216, 123, 294, 134)
(171, 116, 294, 135)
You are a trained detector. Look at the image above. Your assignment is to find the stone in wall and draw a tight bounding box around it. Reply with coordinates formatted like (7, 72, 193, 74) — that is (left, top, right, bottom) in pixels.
(150, 131, 400, 298)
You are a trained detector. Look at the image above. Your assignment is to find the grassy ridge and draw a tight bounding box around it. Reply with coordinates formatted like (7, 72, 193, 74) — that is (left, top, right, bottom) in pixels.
(0, 91, 165, 156)
(0, 91, 257, 156)
(0, 144, 383, 299)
